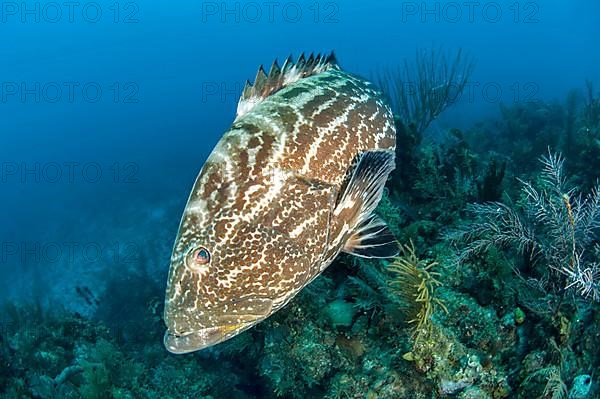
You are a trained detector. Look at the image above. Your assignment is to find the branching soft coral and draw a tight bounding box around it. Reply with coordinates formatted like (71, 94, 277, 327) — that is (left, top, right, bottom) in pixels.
(449, 150, 600, 301)
(375, 48, 475, 135)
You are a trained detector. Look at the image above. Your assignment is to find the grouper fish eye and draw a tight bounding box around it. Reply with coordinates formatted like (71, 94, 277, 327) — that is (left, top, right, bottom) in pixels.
(188, 247, 210, 266)
(163, 52, 399, 354)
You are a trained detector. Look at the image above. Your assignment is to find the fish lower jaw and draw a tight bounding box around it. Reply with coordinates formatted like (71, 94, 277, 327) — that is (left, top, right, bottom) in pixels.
(164, 322, 253, 354)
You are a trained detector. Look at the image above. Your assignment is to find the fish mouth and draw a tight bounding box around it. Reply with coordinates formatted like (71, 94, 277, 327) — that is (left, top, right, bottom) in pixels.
(164, 322, 254, 354)
(164, 297, 274, 354)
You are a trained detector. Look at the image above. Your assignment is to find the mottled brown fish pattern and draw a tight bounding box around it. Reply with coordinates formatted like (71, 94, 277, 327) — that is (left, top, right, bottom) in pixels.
(164, 53, 398, 353)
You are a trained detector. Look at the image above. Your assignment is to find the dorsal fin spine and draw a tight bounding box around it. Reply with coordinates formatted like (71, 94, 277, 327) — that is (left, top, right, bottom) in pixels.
(327, 51, 337, 65)
(282, 55, 293, 72)
(235, 51, 339, 120)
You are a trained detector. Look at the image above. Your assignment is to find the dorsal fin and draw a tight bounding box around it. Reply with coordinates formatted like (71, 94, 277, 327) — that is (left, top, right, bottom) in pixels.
(235, 51, 339, 119)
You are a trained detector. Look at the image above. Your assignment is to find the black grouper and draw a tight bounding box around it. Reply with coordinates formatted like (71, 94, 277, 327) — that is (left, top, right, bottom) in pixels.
(164, 53, 398, 353)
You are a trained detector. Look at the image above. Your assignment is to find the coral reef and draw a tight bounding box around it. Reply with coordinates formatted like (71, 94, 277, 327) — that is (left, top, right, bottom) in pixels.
(2, 57, 599, 398)
(374, 48, 475, 199)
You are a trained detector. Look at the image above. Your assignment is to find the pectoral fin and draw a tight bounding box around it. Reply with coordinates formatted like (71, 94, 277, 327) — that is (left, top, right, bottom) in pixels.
(343, 214, 399, 258)
(333, 150, 399, 258)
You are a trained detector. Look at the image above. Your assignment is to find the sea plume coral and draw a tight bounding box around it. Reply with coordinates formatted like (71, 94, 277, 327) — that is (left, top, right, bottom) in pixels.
(375, 47, 475, 135)
(449, 150, 600, 301)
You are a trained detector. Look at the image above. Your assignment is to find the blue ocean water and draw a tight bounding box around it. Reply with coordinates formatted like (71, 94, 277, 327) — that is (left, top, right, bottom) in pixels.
(1, 1, 600, 397)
